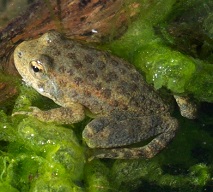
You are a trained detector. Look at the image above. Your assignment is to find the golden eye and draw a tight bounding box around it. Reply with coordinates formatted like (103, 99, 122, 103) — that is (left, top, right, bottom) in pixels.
(30, 61, 43, 73)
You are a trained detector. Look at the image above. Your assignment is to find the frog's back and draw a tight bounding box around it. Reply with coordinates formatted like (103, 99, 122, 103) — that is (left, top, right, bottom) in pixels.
(48, 33, 168, 115)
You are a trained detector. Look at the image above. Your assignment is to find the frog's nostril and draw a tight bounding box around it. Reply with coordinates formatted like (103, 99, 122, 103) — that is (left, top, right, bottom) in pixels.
(17, 51, 23, 58)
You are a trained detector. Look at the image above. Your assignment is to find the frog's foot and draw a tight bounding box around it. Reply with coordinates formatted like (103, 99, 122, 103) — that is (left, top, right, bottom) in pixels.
(83, 112, 178, 159)
(13, 104, 85, 124)
(174, 95, 198, 119)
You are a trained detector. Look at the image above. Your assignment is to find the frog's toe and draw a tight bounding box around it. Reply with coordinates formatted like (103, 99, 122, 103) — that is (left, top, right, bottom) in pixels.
(12, 110, 30, 116)
(174, 95, 198, 119)
(12, 107, 39, 117)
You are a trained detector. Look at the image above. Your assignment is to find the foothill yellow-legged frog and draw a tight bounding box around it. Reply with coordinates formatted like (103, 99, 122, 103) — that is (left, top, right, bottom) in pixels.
(13, 31, 178, 159)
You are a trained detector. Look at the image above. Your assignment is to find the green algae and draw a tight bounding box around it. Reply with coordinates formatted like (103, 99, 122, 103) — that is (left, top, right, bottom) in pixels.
(105, 0, 213, 102)
(0, 109, 85, 191)
(133, 42, 196, 93)
(84, 160, 112, 192)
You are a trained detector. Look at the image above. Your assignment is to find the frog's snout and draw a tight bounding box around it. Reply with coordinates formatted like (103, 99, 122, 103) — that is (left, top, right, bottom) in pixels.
(14, 42, 26, 61)
(14, 44, 26, 72)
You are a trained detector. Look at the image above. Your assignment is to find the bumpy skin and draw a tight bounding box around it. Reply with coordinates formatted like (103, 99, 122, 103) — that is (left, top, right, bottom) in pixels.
(14, 31, 178, 159)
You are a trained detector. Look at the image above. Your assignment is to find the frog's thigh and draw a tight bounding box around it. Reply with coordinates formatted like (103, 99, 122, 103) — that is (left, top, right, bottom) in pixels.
(83, 113, 178, 159)
(23, 103, 85, 124)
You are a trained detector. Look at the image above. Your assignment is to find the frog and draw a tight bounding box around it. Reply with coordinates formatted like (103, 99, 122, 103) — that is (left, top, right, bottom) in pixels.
(13, 31, 178, 159)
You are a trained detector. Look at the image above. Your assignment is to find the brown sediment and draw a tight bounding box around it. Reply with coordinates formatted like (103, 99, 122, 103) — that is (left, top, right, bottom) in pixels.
(0, 81, 18, 103)
(0, 0, 140, 63)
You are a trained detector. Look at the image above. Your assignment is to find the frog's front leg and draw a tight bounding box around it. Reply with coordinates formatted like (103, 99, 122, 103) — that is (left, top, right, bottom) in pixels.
(83, 112, 178, 159)
(13, 103, 85, 124)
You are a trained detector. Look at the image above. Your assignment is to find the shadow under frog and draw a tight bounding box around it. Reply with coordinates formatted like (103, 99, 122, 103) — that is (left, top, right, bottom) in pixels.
(13, 31, 179, 159)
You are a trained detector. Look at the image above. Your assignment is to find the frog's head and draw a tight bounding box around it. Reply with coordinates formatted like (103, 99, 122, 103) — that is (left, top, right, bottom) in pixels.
(14, 31, 62, 102)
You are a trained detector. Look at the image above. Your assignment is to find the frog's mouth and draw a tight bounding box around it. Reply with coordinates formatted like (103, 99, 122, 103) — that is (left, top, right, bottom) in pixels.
(20, 75, 34, 89)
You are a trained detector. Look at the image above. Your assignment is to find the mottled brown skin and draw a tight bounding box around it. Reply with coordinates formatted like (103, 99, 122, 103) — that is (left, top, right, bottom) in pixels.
(14, 31, 178, 159)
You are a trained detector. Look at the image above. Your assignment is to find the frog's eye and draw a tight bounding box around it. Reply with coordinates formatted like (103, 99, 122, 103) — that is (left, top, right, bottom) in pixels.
(30, 61, 44, 73)
(30, 60, 46, 80)
(29, 55, 52, 79)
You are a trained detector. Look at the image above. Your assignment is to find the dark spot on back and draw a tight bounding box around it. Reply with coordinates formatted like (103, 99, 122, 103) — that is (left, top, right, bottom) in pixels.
(63, 42, 75, 49)
(129, 83, 139, 92)
(111, 59, 118, 66)
(138, 95, 145, 102)
(85, 54, 94, 63)
(67, 52, 77, 60)
(112, 112, 129, 121)
(95, 83, 102, 91)
(124, 62, 133, 70)
(74, 77, 83, 86)
(52, 49, 61, 56)
(59, 79, 67, 86)
(87, 70, 98, 80)
(121, 104, 128, 110)
(130, 73, 142, 82)
(145, 100, 152, 107)
(116, 81, 130, 96)
(84, 90, 91, 97)
(118, 67, 127, 75)
(129, 96, 144, 107)
(73, 62, 83, 69)
(95, 61, 106, 70)
(111, 100, 119, 107)
(67, 69, 74, 76)
(101, 88, 111, 99)
(104, 72, 118, 82)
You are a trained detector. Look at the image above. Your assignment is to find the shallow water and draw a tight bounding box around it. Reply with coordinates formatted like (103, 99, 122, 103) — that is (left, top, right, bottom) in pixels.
(0, 0, 213, 191)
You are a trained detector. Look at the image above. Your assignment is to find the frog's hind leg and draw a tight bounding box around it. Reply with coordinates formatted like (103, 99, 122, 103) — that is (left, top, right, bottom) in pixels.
(83, 112, 178, 159)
